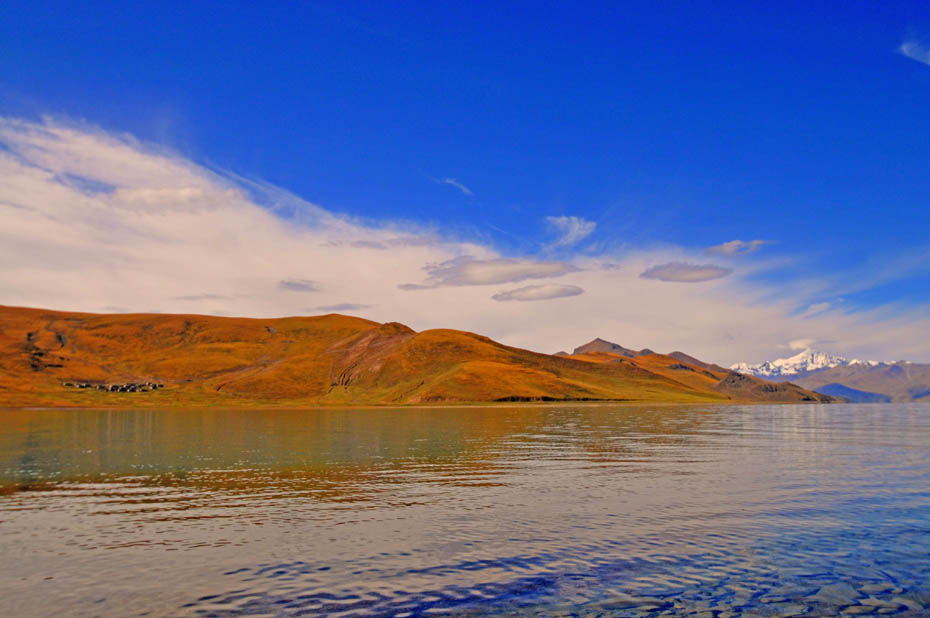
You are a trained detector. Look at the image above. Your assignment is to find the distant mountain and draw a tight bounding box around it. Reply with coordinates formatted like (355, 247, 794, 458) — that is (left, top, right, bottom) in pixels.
(731, 347, 930, 402)
(730, 348, 883, 379)
(559, 337, 833, 404)
(0, 306, 835, 408)
(812, 383, 891, 404)
(793, 363, 930, 403)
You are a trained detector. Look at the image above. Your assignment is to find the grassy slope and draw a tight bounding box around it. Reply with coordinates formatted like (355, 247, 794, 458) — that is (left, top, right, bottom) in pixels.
(0, 305, 830, 408)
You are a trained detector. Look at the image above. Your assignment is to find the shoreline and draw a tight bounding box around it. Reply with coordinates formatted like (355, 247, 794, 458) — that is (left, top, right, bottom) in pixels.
(0, 398, 847, 412)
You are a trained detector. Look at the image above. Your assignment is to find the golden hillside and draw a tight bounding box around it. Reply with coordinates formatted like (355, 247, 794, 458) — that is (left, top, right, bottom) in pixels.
(0, 306, 834, 408)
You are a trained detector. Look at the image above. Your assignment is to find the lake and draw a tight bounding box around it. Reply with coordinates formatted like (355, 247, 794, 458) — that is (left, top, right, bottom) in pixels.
(1, 404, 929, 617)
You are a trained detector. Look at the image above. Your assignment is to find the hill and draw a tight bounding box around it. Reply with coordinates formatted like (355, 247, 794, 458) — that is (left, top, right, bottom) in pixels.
(0, 306, 834, 408)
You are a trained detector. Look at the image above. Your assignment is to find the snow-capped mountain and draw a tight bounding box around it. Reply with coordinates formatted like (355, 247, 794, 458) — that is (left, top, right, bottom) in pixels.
(730, 348, 883, 379)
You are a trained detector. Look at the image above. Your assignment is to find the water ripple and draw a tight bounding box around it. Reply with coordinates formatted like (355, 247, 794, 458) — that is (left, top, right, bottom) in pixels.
(1, 404, 929, 616)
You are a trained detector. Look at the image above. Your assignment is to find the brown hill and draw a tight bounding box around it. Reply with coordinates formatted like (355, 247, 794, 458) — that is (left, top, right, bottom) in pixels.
(0, 306, 834, 408)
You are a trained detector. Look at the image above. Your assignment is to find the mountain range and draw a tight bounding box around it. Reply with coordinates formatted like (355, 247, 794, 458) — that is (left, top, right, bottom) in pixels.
(0, 305, 833, 408)
(731, 348, 930, 403)
(730, 348, 882, 378)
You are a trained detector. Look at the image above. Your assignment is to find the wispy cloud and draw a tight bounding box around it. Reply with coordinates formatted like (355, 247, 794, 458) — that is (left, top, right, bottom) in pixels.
(639, 262, 732, 283)
(3, 116, 930, 365)
(436, 177, 473, 196)
(545, 215, 596, 249)
(399, 256, 579, 289)
(705, 239, 771, 257)
(346, 235, 440, 250)
(492, 284, 583, 302)
(350, 240, 387, 249)
(279, 279, 319, 292)
(899, 40, 930, 67)
(798, 301, 831, 319)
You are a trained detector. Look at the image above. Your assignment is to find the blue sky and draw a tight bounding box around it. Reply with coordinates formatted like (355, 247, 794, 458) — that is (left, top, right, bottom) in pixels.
(2, 1, 930, 362)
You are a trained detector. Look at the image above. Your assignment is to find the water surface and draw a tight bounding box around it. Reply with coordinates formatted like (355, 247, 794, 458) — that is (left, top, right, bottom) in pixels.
(1, 404, 929, 616)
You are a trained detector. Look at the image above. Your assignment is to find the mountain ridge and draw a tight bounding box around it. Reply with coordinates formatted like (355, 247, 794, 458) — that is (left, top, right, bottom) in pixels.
(0, 306, 835, 408)
(556, 339, 831, 404)
(730, 347, 930, 402)
(730, 348, 883, 379)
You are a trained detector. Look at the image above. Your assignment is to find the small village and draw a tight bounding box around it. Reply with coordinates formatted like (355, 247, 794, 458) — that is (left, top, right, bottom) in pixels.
(63, 381, 165, 393)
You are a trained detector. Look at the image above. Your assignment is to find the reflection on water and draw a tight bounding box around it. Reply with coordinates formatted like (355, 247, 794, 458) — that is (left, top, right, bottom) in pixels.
(1, 404, 929, 617)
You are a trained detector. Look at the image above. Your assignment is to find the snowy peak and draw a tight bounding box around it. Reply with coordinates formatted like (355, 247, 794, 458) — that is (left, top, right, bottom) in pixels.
(730, 348, 882, 378)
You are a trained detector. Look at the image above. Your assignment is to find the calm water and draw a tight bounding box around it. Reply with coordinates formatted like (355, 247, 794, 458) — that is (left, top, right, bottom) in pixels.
(1, 404, 929, 617)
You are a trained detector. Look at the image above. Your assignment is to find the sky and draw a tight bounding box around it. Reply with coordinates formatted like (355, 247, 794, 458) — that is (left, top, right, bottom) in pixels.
(2, 1, 930, 365)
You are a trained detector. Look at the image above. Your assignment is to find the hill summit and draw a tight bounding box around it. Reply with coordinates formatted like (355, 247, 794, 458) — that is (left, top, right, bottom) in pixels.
(572, 338, 654, 358)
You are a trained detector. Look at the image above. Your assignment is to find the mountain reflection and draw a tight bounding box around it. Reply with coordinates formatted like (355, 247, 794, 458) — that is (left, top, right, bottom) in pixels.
(0, 406, 714, 499)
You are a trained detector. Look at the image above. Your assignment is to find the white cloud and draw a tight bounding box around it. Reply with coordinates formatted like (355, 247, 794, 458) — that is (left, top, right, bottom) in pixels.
(705, 239, 771, 257)
(639, 262, 732, 283)
(436, 177, 473, 196)
(787, 338, 818, 351)
(492, 284, 583, 302)
(2, 116, 930, 366)
(545, 215, 596, 248)
(399, 256, 579, 289)
(900, 41, 930, 67)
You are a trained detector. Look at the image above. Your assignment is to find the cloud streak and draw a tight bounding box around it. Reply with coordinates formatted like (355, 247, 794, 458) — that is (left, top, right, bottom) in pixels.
(900, 40, 930, 67)
(798, 302, 831, 319)
(545, 215, 596, 249)
(705, 239, 771, 257)
(399, 256, 579, 289)
(492, 284, 583, 302)
(279, 279, 319, 292)
(436, 177, 473, 196)
(639, 262, 732, 283)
